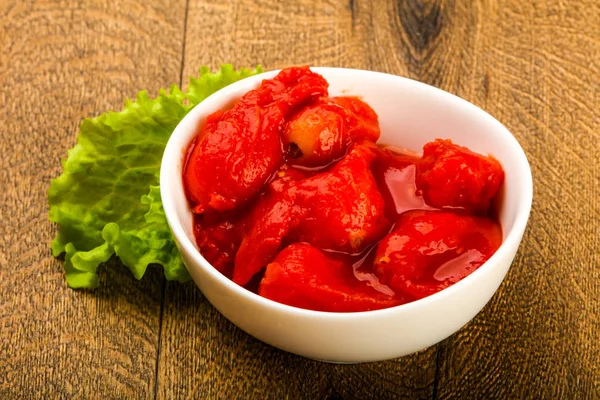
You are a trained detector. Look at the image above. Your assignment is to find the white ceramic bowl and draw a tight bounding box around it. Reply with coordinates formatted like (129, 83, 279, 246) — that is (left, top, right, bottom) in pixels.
(161, 67, 533, 363)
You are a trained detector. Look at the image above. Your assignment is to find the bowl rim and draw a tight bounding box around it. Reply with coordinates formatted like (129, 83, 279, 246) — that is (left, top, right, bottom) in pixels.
(160, 66, 533, 320)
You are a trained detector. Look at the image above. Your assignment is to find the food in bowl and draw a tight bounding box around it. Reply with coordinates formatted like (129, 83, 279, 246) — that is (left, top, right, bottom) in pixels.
(182, 66, 505, 313)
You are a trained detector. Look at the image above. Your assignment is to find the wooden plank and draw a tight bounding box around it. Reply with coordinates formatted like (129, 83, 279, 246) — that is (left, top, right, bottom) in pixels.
(161, 0, 600, 398)
(157, 1, 444, 398)
(429, 0, 600, 398)
(0, 0, 186, 398)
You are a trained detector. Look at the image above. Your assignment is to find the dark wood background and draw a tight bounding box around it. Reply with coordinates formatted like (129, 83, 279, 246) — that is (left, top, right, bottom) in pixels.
(1, 0, 598, 398)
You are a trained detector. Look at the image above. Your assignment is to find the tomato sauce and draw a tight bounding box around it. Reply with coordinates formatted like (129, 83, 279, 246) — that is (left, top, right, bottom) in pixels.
(184, 66, 505, 312)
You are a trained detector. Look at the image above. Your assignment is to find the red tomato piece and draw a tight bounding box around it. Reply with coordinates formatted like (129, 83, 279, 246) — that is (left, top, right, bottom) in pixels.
(416, 139, 504, 214)
(233, 143, 390, 286)
(260, 66, 330, 114)
(268, 163, 315, 193)
(184, 66, 328, 214)
(282, 103, 349, 167)
(232, 191, 299, 286)
(193, 213, 245, 279)
(281, 96, 381, 168)
(373, 210, 503, 301)
(231, 166, 310, 286)
(332, 96, 380, 143)
(292, 143, 390, 252)
(259, 243, 404, 312)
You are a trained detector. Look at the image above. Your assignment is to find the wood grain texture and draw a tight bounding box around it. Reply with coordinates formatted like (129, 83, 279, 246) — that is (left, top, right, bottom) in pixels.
(1, 0, 599, 398)
(432, 1, 600, 398)
(0, 0, 186, 398)
(159, 2, 438, 398)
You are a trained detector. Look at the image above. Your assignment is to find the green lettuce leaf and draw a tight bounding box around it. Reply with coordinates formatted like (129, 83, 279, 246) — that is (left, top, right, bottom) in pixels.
(49, 65, 263, 288)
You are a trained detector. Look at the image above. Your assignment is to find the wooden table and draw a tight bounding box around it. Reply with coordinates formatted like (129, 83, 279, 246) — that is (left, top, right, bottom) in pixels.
(1, 0, 598, 398)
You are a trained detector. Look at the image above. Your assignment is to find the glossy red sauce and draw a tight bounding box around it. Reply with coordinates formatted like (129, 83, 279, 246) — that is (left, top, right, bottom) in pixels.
(184, 66, 505, 312)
